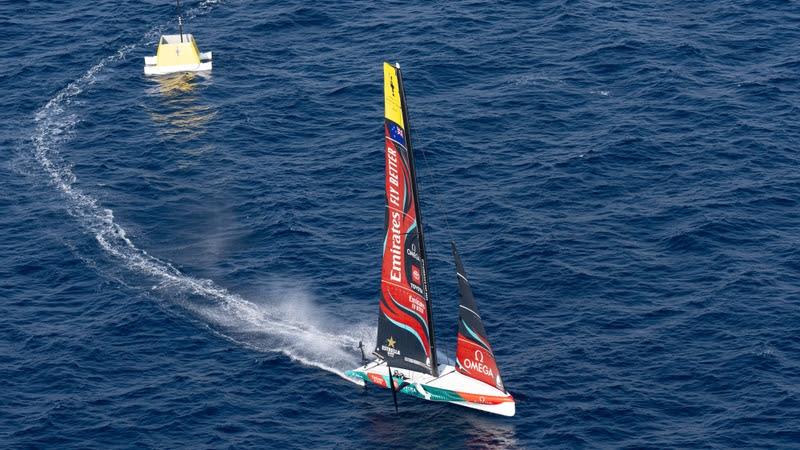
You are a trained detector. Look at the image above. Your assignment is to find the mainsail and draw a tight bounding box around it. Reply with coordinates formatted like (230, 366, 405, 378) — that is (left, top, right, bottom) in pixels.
(452, 242, 505, 391)
(375, 62, 437, 375)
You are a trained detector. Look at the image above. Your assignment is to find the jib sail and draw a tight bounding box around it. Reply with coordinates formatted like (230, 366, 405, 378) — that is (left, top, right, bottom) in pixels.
(452, 242, 505, 391)
(375, 62, 437, 376)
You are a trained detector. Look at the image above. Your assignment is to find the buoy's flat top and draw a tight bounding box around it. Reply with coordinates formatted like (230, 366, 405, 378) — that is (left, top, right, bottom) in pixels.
(160, 34, 195, 44)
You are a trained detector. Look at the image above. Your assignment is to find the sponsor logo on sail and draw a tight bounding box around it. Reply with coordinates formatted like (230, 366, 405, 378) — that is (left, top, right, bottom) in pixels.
(381, 336, 400, 357)
(411, 266, 421, 284)
(463, 349, 494, 378)
(403, 356, 429, 368)
(386, 144, 404, 283)
(406, 246, 420, 262)
(408, 293, 425, 315)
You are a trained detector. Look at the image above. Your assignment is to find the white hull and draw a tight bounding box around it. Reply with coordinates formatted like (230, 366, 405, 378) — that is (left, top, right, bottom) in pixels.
(347, 360, 515, 417)
(144, 52, 212, 76)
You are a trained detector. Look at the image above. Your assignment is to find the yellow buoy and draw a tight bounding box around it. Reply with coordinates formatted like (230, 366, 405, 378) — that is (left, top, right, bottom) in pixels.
(144, 1, 212, 76)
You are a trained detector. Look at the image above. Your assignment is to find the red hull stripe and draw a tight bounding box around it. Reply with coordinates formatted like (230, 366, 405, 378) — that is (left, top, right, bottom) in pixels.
(456, 391, 515, 405)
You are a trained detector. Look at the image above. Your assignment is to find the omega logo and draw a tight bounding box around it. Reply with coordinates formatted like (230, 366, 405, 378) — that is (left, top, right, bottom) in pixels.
(463, 348, 494, 377)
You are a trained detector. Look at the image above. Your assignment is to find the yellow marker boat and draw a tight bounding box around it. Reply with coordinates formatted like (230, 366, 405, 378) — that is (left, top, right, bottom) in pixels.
(144, 1, 212, 76)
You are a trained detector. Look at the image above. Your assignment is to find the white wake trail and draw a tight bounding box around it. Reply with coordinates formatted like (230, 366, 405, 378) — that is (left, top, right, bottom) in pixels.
(31, 1, 369, 385)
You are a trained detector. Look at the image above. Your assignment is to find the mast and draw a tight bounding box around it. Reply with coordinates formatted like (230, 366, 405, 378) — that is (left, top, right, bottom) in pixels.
(395, 63, 438, 376)
(176, 0, 184, 42)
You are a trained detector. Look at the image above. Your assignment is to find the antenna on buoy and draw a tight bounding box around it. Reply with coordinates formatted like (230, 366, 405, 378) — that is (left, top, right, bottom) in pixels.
(176, 0, 184, 42)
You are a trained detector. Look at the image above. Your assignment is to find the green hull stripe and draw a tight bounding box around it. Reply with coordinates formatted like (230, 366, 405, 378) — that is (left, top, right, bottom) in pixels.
(345, 370, 465, 402)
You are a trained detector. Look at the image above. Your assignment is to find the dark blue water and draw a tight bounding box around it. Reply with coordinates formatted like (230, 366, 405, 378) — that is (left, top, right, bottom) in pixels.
(3, 1, 800, 448)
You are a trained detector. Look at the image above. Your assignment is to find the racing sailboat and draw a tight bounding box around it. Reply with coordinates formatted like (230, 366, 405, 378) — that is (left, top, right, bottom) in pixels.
(345, 62, 515, 417)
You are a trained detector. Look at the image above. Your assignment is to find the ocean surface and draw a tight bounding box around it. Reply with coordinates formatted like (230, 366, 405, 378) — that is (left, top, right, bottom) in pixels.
(2, 0, 799, 448)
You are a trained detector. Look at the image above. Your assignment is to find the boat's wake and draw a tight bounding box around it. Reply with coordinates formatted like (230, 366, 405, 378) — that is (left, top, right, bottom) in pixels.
(30, 0, 370, 385)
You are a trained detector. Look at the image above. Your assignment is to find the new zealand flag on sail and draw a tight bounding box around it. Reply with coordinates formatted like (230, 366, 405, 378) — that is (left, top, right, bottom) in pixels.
(388, 123, 405, 146)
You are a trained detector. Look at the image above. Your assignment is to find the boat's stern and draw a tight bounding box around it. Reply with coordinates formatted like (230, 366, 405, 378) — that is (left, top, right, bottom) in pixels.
(345, 368, 369, 385)
(346, 361, 391, 388)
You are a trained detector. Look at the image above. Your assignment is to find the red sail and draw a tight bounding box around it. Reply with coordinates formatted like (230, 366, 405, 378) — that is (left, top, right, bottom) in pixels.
(374, 62, 435, 375)
(456, 333, 503, 390)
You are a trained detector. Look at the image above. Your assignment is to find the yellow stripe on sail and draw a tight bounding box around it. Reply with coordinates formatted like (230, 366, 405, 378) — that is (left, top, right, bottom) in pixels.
(383, 62, 405, 128)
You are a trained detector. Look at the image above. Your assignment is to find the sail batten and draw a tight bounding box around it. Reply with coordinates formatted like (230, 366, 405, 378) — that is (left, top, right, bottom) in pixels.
(375, 62, 437, 376)
(452, 241, 505, 392)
